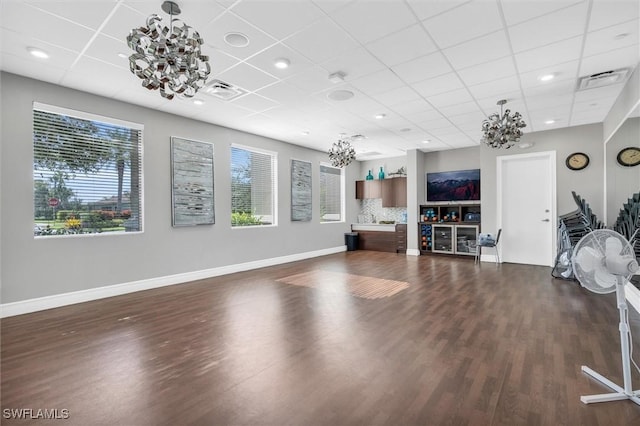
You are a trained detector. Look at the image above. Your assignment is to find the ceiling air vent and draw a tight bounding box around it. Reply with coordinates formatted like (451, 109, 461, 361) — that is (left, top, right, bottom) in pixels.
(203, 79, 248, 101)
(577, 68, 630, 91)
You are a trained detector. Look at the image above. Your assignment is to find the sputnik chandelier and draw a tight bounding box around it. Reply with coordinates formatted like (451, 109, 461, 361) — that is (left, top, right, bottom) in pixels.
(126, 1, 211, 100)
(481, 99, 527, 149)
(328, 135, 356, 168)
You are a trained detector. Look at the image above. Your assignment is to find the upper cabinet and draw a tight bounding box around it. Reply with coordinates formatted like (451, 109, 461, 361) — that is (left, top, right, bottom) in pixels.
(355, 180, 381, 199)
(356, 177, 407, 207)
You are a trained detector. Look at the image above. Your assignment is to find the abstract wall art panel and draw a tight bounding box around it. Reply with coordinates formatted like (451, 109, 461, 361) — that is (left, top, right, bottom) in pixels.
(171, 137, 215, 226)
(291, 159, 312, 221)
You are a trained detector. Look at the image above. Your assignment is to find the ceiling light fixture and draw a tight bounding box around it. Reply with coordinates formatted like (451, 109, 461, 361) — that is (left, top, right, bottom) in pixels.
(126, 1, 211, 100)
(193, 99, 204, 105)
(481, 99, 526, 149)
(328, 134, 356, 168)
(327, 89, 354, 101)
(544, 119, 556, 125)
(27, 47, 49, 59)
(539, 73, 555, 82)
(274, 58, 290, 69)
(117, 52, 129, 59)
(422, 140, 430, 144)
(224, 32, 250, 47)
(375, 113, 386, 119)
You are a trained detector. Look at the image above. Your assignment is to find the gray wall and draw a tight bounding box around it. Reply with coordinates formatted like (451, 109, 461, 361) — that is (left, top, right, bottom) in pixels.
(0, 73, 356, 303)
(480, 123, 605, 236)
(358, 156, 406, 180)
(606, 117, 640, 223)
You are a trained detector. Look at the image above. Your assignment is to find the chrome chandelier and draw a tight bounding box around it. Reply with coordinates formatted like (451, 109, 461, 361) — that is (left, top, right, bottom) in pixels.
(126, 1, 211, 100)
(481, 99, 527, 149)
(328, 136, 356, 168)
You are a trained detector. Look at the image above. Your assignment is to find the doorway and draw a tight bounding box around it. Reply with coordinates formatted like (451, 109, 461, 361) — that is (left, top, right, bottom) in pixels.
(497, 151, 556, 266)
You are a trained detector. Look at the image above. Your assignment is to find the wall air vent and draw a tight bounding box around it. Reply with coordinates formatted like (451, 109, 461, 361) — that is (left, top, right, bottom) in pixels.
(203, 79, 248, 101)
(577, 68, 630, 91)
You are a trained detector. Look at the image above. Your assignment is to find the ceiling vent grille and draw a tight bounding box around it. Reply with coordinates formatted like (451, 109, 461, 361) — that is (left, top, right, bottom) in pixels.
(203, 79, 248, 101)
(577, 68, 630, 91)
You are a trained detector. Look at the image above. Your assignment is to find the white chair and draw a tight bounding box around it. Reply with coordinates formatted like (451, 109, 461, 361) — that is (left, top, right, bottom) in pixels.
(475, 229, 501, 265)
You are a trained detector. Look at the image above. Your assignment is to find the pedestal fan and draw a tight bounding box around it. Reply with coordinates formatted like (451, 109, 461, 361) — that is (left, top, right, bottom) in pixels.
(572, 229, 640, 405)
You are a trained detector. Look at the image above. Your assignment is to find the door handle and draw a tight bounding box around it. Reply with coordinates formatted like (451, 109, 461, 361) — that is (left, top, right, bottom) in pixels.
(541, 219, 550, 222)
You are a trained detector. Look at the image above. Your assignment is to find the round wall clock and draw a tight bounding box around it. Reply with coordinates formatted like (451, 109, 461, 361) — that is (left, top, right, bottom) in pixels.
(566, 152, 590, 171)
(616, 147, 640, 167)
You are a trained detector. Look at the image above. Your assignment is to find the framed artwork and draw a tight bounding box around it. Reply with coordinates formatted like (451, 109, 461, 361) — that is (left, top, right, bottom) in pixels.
(291, 159, 312, 221)
(171, 137, 215, 226)
(426, 169, 480, 202)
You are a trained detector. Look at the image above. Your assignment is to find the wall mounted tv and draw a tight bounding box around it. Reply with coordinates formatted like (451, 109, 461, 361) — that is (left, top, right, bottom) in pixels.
(426, 169, 480, 202)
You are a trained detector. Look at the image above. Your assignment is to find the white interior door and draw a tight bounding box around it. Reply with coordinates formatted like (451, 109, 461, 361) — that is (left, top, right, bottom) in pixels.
(497, 152, 556, 266)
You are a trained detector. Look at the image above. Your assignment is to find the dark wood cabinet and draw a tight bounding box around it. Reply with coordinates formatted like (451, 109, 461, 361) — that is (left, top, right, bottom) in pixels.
(354, 224, 407, 253)
(355, 180, 381, 199)
(381, 177, 407, 207)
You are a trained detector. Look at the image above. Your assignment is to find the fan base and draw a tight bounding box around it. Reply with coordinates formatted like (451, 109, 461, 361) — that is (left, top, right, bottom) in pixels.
(580, 366, 640, 405)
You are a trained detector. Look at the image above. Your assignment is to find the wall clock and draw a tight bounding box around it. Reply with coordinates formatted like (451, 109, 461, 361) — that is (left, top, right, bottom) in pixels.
(616, 147, 640, 167)
(566, 152, 590, 171)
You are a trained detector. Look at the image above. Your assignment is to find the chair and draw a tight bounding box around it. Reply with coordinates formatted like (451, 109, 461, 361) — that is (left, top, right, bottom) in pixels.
(475, 229, 502, 265)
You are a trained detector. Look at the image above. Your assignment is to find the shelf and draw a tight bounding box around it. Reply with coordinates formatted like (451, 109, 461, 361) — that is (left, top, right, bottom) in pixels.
(419, 204, 480, 256)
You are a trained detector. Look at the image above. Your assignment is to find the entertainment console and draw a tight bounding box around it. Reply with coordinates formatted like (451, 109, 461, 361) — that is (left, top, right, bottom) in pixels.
(418, 203, 481, 256)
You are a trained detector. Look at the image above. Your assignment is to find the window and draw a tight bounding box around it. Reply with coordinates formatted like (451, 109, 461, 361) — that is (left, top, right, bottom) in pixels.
(33, 103, 143, 237)
(320, 164, 344, 222)
(230, 145, 277, 226)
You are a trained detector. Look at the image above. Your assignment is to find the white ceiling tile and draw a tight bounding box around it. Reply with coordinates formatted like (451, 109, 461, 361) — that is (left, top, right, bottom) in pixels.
(573, 95, 617, 113)
(206, 49, 242, 76)
(501, 0, 585, 26)
(391, 51, 452, 83)
(412, 73, 464, 97)
(508, 3, 588, 53)
(330, 0, 417, 44)
(405, 108, 446, 124)
(365, 24, 438, 67)
(574, 85, 626, 102)
(0, 27, 79, 71)
(583, 19, 639, 57)
(589, 0, 640, 31)
(522, 79, 576, 98)
(83, 34, 129, 69)
(515, 36, 583, 73)
(201, 12, 278, 60)
(320, 47, 386, 81)
(390, 99, 437, 116)
(350, 69, 406, 96)
(311, 0, 354, 15)
(285, 65, 340, 93)
(218, 62, 279, 91)
(231, 1, 324, 40)
(476, 94, 524, 115)
(457, 56, 517, 86)
(438, 101, 483, 117)
(27, 0, 118, 30)
(579, 44, 640, 76)
(284, 17, 359, 63)
(423, 0, 502, 49)
(442, 30, 511, 70)
(1, 51, 68, 85)
(370, 86, 422, 106)
(230, 93, 279, 113)
(255, 81, 307, 104)
(467, 75, 521, 100)
(123, 1, 225, 31)
(60, 59, 126, 98)
(245, 43, 314, 79)
(526, 94, 573, 112)
(426, 88, 474, 108)
(407, 0, 471, 21)
(570, 110, 607, 126)
(100, 4, 147, 41)
(519, 60, 579, 88)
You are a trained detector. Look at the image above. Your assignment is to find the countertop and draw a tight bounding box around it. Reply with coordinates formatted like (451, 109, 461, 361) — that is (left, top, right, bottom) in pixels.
(351, 223, 406, 232)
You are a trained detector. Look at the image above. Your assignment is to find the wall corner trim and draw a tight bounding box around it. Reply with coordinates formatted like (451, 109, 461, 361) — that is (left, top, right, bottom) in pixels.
(0, 246, 347, 318)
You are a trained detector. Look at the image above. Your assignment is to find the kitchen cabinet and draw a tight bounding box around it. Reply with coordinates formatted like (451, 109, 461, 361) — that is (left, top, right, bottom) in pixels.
(381, 177, 407, 207)
(355, 180, 381, 199)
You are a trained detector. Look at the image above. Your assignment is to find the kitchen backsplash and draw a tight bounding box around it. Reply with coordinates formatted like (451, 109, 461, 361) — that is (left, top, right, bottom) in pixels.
(358, 199, 407, 223)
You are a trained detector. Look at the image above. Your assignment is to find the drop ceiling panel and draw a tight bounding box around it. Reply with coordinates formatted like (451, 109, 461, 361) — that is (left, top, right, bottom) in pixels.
(1, 52, 69, 85)
(365, 24, 437, 68)
(330, 0, 417, 44)
(100, 5, 147, 41)
(284, 17, 359, 63)
(320, 47, 386, 81)
(519, 60, 579, 88)
(457, 56, 517, 86)
(579, 44, 640, 76)
(438, 101, 483, 117)
(245, 43, 314, 79)
(230, 93, 279, 113)
(230, 0, 325, 40)
(501, 0, 585, 27)
(391, 51, 452, 83)
(27, 0, 118, 31)
(508, 3, 588, 53)
(391, 99, 438, 117)
(255, 81, 307, 104)
(588, 0, 640, 31)
(423, 0, 502, 49)
(82, 34, 129, 69)
(466, 75, 520, 100)
(370, 86, 422, 107)
(522, 79, 576, 98)
(412, 72, 464, 97)
(426, 88, 474, 108)
(123, 1, 226, 31)
(515, 36, 583, 73)
(442, 30, 511, 70)
(350, 69, 407, 96)
(0, 28, 79, 72)
(201, 12, 278, 60)
(574, 85, 626, 102)
(406, 0, 471, 21)
(583, 19, 639, 58)
(218, 62, 279, 92)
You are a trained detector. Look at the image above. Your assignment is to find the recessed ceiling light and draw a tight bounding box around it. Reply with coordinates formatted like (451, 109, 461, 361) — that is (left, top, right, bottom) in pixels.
(422, 140, 430, 144)
(614, 33, 629, 40)
(301, 131, 309, 135)
(193, 99, 205, 106)
(117, 52, 128, 59)
(224, 32, 250, 47)
(27, 47, 49, 59)
(544, 119, 556, 125)
(375, 113, 386, 119)
(327, 89, 354, 101)
(538, 73, 555, 82)
(274, 58, 290, 69)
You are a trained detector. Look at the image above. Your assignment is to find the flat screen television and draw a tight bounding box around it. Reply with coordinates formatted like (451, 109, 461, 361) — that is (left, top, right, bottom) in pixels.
(426, 169, 480, 202)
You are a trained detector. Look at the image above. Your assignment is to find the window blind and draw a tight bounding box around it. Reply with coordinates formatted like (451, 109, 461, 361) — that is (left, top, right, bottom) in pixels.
(320, 165, 343, 222)
(231, 145, 276, 226)
(33, 107, 143, 236)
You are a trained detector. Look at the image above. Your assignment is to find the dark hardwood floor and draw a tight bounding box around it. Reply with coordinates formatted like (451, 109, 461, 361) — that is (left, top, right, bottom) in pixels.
(2, 251, 640, 425)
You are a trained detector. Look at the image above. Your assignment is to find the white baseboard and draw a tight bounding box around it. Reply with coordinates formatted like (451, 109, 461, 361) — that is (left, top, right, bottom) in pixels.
(480, 254, 500, 263)
(406, 249, 421, 256)
(0, 246, 346, 318)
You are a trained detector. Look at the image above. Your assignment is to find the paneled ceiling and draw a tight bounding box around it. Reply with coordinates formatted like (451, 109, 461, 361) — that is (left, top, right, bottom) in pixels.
(1, 0, 639, 159)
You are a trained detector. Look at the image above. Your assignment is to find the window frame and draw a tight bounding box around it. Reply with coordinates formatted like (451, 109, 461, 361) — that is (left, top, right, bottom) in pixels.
(230, 143, 278, 228)
(32, 102, 144, 239)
